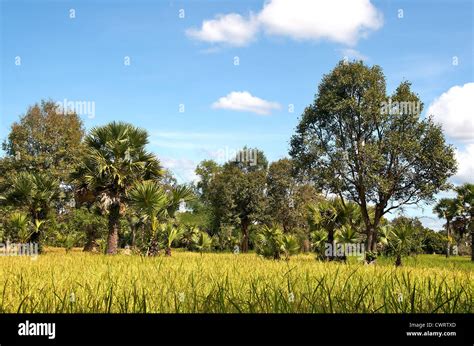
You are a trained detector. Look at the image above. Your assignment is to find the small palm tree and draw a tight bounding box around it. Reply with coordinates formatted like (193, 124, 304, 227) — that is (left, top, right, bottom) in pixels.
(383, 224, 414, 266)
(281, 234, 300, 260)
(310, 229, 328, 259)
(159, 223, 184, 256)
(255, 224, 299, 260)
(2, 172, 60, 251)
(128, 180, 194, 255)
(8, 212, 30, 243)
(255, 224, 284, 259)
(193, 231, 212, 253)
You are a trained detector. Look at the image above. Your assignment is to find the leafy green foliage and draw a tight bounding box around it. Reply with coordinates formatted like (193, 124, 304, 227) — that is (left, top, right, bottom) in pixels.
(75, 121, 163, 254)
(1, 100, 85, 184)
(255, 225, 299, 260)
(203, 149, 268, 252)
(291, 61, 457, 252)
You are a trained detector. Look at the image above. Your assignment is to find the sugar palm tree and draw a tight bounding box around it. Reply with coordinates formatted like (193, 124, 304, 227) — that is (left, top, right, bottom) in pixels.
(128, 180, 194, 255)
(78, 122, 162, 254)
(433, 198, 457, 257)
(1, 172, 60, 251)
(452, 183, 474, 261)
(8, 212, 30, 243)
(387, 224, 414, 267)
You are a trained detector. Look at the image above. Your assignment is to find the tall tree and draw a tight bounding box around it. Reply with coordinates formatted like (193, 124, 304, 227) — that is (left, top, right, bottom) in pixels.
(433, 198, 457, 257)
(454, 184, 474, 261)
(76, 122, 162, 254)
(1, 100, 85, 183)
(207, 148, 268, 252)
(434, 183, 474, 260)
(290, 61, 456, 254)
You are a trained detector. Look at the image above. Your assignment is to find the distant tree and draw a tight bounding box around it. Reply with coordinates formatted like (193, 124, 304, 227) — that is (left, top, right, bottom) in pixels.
(207, 148, 268, 252)
(453, 184, 473, 260)
(195, 160, 221, 202)
(1, 100, 85, 184)
(76, 122, 162, 254)
(66, 206, 107, 252)
(434, 183, 474, 260)
(1, 172, 61, 251)
(433, 198, 458, 257)
(266, 158, 320, 233)
(291, 61, 456, 255)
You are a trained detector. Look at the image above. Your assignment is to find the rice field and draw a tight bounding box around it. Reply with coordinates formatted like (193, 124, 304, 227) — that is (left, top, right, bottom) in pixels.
(0, 249, 472, 313)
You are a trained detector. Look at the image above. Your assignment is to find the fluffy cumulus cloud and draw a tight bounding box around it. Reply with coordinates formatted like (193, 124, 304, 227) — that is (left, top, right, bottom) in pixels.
(453, 144, 474, 184)
(186, 0, 383, 47)
(258, 0, 382, 45)
(160, 157, 198, 183)
(212, 91, 281, 115)
(185, 13, 259, 47)
(427, 83, 474, 143)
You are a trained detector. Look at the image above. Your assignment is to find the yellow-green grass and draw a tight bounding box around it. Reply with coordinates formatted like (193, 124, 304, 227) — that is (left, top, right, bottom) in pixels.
(0, 250, 472, 313)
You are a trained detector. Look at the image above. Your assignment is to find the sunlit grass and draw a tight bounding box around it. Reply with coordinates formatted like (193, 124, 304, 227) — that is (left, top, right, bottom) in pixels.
(0, 250, 472, 313)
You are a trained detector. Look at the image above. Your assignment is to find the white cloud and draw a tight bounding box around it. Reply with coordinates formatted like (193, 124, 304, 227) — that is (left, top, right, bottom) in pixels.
(427, 83, 474, 143)
(212, 91, 281, 115)
(258, 0, 382, 45)
(453, 144, 474, 184)
(185, 13, 259, 47)
(161, 157, 198, 183)
(187, 0, 383, 47)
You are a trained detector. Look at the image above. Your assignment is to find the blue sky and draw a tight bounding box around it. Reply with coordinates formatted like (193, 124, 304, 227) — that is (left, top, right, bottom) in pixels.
(1, 0, 473, 230)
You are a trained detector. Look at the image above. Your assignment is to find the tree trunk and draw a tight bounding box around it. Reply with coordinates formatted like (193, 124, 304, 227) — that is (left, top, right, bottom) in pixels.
(241, 219, 249, 253)
(471, 230, 474, 262)
(446, 220, 451, 258)
(365, 226, 375, 252)
(106, 204, 120, 254)
(83, 238, 99, 252)
(395, 254, 402, 267)
(131, 226, 136, 247)
(84, 226, 99, 252)
(148, 238, 159, 256)
(327, 228, 335, 261)
(29, 230, 43, 254)
(165, 247, 172, 256)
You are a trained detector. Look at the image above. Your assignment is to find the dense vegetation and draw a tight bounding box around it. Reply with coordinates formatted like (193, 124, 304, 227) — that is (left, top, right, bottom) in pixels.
(0, 61, 472, 313)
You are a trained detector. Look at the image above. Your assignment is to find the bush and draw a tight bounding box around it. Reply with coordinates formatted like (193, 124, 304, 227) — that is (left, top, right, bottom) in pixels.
(255, 225, 299, 260)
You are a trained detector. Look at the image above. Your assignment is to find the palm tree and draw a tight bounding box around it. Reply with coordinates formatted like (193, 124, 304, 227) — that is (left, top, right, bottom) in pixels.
(433, 198, 457, 257)
(8, 212, 30, 243)
(384, 224, 414, 266)
(255, 224, 299, 260)
(307, 199, 362, 260)
(453, 183, 474, 261)
(159, 224, 184, 256)
(78, 122, 162, 254)
(1, 172, 60, 251)
(128, 180, 194, 255)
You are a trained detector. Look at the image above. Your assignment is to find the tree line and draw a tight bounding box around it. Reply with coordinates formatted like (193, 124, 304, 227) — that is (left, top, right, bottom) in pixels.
(0, 61, 471, 264)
